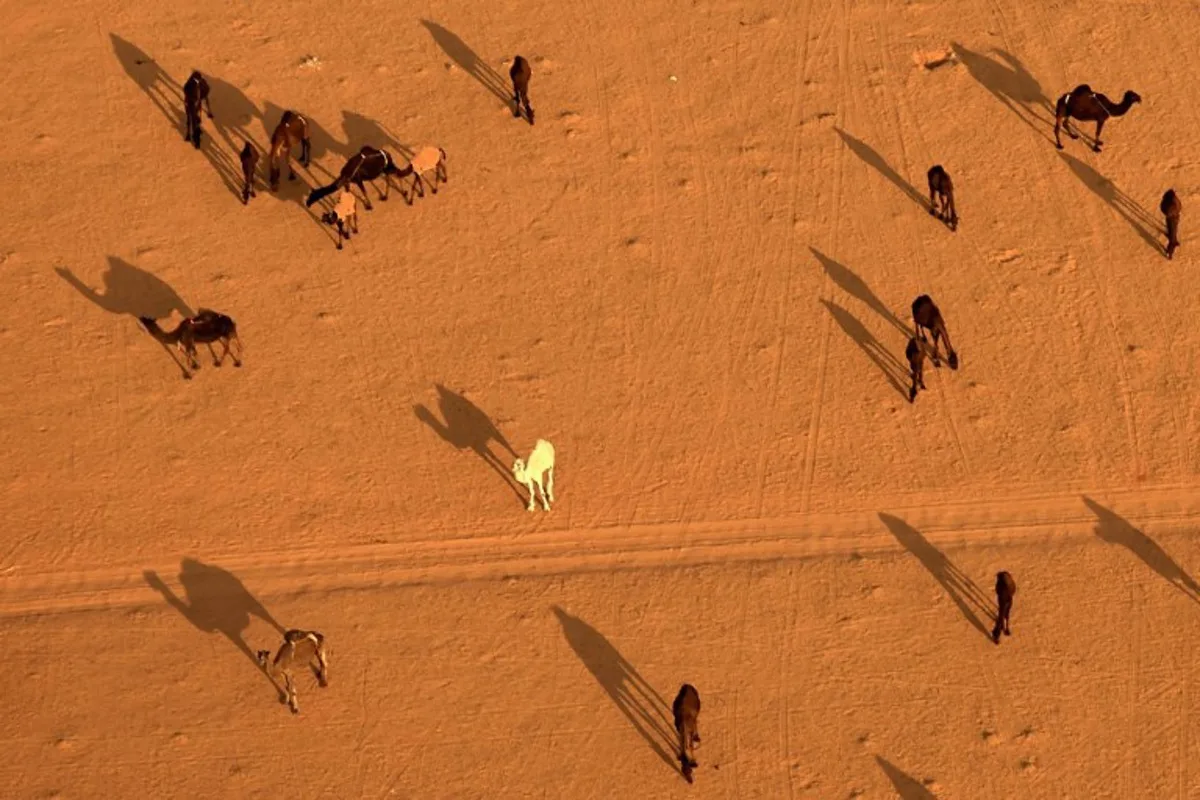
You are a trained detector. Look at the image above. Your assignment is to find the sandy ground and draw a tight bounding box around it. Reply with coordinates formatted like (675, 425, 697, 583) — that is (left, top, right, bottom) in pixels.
(2, 0, 1199, 796)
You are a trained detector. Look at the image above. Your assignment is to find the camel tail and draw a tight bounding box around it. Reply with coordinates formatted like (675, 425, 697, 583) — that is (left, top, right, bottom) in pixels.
(306, 182, 340, 207)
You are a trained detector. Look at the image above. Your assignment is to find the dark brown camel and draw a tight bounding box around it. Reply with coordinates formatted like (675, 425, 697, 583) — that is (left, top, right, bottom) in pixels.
(139, 309, 242, 377)
(672, 684, 701, 784)
(927, 165, 958, 231)
(183, 70, 213, 149)
(240, 141, 259, 205)
(911, 294, 959, 370)
(510, 55, 534, 124)
(268, 110, 312, 191)
(1054, 84, 1141, 152)
(905, 336, 929, 403)
(991, 571, 1016, 644)
(1161, 189, 1182, 260)
(305, 146, 402, 210)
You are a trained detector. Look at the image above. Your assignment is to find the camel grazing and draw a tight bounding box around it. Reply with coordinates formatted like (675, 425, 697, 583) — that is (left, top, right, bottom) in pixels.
(183, 71, 213, 149)
(991, 571, 1016, 644)
(513, 438, 555, 511)
(510, 55, 534, 124)
(320, 191, 359, 250)
(305, 146, 402, 211)
(240, 141, 259, 205)
(1053, 84, 1141, 152)
(927, 165, 958, 231)
(905, 336, 930, 403)
(911, 294, 959, 371)
(1162, 189, 1182, 259)
(398, 146, 448, 203)
(268, 110, 312, 191)
(257, 629, 329, 714)
(672, 684, 701, 784)
(139, 309, 242, 377)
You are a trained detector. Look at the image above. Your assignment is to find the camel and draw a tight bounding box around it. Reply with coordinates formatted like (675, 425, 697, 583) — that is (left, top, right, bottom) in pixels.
(183, 71, 213, 149)
(257, 629, 329, 714)
(672, 684, 701, 784)
(268, 110, 312, 191)
(1053, 84, 1141, 152)
(240, 141, 259, 205)
(510, 55, 534, 124)
(320, 191, 359, 250)
(927, 165, 958, 231)
(398, 146, 448, 203)
(991, 571, 1016, 644)
(905, 336, 930, 403)
(513, 438, 555, 511)
(139, 309, 242, 377)
(911, 294, 959, 371)
(305, 146, 402, 211)
(1162, 189, 1182, 259)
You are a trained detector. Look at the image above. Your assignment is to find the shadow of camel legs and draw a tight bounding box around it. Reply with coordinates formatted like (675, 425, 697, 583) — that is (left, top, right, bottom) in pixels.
(1084, 496, 1200, 602)
(145, 558, 284, 669)
(420, 20, 513, 110)
(822, 300, 910, 399)
(552, 606, 680, 774)
(834, 127, 927, 211)
(812, 248, 908, 336)
(56, 257, 193, 319)
(877, 756, 938, 799)
(1057, 153, 1165, 255)
(879, 513, 995, 639)
(951, 42, 1054, 144)
(414, 384, 525, 504)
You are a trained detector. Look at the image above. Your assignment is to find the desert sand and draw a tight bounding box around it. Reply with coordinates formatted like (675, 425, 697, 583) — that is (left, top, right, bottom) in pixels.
(2, 0, 1199, 796)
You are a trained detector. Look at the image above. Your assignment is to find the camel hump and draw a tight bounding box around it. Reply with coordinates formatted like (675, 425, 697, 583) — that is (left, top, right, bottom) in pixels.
(1073, 83, 1093, 94)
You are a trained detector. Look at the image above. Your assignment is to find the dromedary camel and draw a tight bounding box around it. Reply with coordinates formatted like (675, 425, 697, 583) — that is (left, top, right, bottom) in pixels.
(905, 336, 930, 403)
(257, 629, 329, 714)
(927, 165, 958, 231)
(305, 146, 403, 210)
(183, 70, 213, 149)
(321, 191, 359, 250)
(398, 146, 448, 203)
(513, 439, 555, 511)
(240, 141, 259, 205)
(139, 309, 242, 376)
(510, 55, 534, 124)
(911, 294, 959, 371)
(1053, 84, 1141, 152)
(991, 571, 1016, 644)
(268, 110, 312, 191)
(673, 683, 701, 784)
(1161, 189, 1182, 260)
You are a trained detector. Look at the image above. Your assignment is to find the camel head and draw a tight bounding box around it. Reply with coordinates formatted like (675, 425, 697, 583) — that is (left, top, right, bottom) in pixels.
(512, 458, 527, 482)
(1124, 90, 1142, 105)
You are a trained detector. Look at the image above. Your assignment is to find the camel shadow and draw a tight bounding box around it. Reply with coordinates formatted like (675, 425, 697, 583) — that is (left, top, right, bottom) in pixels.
(342, 110, 414, 163)
(109, 35, 245, 202)
(144, 558, 284, 670)
(552, 606, 680, 775)
(822, 300, 910, 399)
(1058, 153, 1164, 255)
(420, 20, 512, 110)
(879, 513, 995, 639)
(834, 127, 926, 212)
(57, 257, 192, 319)
(876, 756, 938, 799)
(951, 43, 1054, 143)
(1084, 496, 1200, 603)
(414, 384, 525, 503)
(812, 248, 907, 336)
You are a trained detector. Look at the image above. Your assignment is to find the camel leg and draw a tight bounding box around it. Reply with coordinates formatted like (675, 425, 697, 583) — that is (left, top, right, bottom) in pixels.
(315, 642, 330, 687)
(512, 87, 523, 118)
(1093, 118, 1105, 152)
(283, 669, 299, 713)
(546, 466, 554, 503)
(302, 138, 311, 167)
(206, 341, 220, 366)
(414, 174, 426, 199)
(438, 161, 448, 185)
(381, 172, 391, 201)
(524, 479, 537, 512)
(204, 96, 214, 119)
(230, 333, 243, 367)
(356, 180, 373, 211)
(350, 213, 358, 235)
(540, 476, 551, 511)
(335, 220, 344, 250)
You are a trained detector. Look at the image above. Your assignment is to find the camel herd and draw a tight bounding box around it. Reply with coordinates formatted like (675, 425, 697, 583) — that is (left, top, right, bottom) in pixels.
(115, 30, 1190, 785)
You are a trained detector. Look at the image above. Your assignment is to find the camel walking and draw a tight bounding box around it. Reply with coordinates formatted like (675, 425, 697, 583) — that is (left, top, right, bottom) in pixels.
(992, 571, 1016, 644)
(672, 684, 701, 783)
(510, 55, 534, 124)
(927, 165, 958, 231)
(257, 629, 329, 714)
(1161, 189, 1182, 259)
(1054, 84, 1141, 152)
(183, 70, 213, 149)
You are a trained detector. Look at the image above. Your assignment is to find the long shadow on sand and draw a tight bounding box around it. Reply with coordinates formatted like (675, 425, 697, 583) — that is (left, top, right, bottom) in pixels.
(56, 257, 192, 319)
(877, 755, 938, 799)
(109, 34, 245, 201)
(1084, 496, 1200, 603)
(421, 20, 513, 111)
(834, 127, 926, 212)
(415, 384, 525, 504)
(145, 558, 284, 668)
(812, 248, 908, 336)
(552, 606, 680, 775)
(880, 513, 995, 639)
(822, 299, 910, 399)
(1057, 152, 1164, 255)
(951, 42, 1054, 144)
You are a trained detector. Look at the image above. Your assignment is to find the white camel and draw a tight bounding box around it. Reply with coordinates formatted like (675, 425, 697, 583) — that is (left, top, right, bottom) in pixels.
(513, 438, 555, 511)
(399, 146, 448, 202)
(257, 629, 329, 714)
